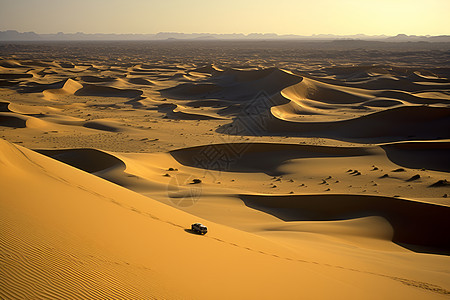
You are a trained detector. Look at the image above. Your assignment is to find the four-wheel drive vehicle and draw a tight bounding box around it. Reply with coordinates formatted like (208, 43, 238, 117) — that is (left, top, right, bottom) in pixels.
(191, 223, 207, 235)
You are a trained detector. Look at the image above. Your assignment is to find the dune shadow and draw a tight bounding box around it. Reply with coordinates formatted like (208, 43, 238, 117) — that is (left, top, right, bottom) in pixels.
(13, 80, 66, 93)
(239, 194, 450, 255)
(37, 148, 126, 173)
(75, 85, 143, 98)
(0, 114, 27, 128)
(216, 105, 450, 144)
(395, 242, 450, 256)
(0, 102, 10, 112)
(381, 141, 450, 173)
(170, 143, 370, 176)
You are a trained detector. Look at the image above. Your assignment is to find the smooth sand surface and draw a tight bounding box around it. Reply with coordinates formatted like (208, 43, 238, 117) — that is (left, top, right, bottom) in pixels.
(0, 42, 449, 299)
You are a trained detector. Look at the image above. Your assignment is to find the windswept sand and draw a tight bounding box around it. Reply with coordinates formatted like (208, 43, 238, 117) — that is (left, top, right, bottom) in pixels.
(0, 41, 449, 299)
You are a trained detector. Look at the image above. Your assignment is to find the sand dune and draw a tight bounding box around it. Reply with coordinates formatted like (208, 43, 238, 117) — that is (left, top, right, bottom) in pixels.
(42, 78, 83, 99)
(122, 77, 155, 86)
(286, 106, 450, 141)
(161, 67, 302, 101)
(0, 112, 51, 129)
(162, 82, 222, 99)
(0, 44, 449, 299)
(42, 78, 143, 100)
(240, 194, 450, 249)
(282, 76, 373, 105)
(0, 100, 61, 114)
(158, 103, 228, 120)
(0, 112, 27, 127)
(15, 79, 67, 93)
(83, 119, 141, 132)
(170, 142, 371, 174)
(0, 59, 27, 68)
(302, 67, 450, 92)
(75, 84, 143, 98)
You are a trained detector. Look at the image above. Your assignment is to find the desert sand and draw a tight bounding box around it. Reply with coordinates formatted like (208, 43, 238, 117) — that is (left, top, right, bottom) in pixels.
(0, 41, 449, 299)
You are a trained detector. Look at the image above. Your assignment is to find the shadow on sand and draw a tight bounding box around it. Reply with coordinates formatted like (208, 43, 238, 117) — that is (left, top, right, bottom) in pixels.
(184, 229, 206, 235)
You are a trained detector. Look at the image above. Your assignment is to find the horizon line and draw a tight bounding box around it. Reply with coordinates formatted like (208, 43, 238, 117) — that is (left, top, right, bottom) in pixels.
(2, 30, 449, 37)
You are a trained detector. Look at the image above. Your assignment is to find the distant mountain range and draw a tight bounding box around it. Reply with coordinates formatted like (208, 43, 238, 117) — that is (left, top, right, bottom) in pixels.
(1, 30, 449, 42)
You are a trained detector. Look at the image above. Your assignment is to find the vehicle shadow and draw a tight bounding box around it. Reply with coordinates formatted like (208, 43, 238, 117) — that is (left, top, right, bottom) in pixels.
(184, 229, 204, 235)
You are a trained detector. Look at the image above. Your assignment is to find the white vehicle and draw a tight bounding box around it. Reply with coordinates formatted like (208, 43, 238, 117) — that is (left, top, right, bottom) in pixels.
(191, 223, 207, 235)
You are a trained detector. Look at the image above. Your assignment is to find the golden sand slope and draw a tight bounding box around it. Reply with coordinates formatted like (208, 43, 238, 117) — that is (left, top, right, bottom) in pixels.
(0, 55, 449, 299)
(1, 139, 450, 299)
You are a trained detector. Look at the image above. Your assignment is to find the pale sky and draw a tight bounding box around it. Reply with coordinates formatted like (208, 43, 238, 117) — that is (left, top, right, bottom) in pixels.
(0, 0, 449, 36)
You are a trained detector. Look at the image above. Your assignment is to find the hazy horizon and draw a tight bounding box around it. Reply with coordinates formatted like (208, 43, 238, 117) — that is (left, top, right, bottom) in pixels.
(2, 30, 448, 37)
(1, 0, 449, 36)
